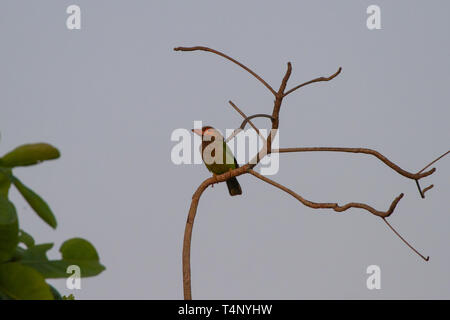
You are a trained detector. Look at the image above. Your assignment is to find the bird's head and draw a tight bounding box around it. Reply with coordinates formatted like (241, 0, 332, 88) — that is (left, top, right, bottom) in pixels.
(191, 126, 221, 139)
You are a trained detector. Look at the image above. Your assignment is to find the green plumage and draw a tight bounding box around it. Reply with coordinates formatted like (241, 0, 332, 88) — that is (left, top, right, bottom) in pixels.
(194, 126, 242, 196)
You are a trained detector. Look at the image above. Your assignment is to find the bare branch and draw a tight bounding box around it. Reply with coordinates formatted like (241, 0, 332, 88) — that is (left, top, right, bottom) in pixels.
(248, 169, 403, 218)
(415, 181, 435, 198)
(238, 113, 275, 130)
(278, 62, 293, 97)
(382, 218, 429, 261)
(227, 101, 264, 141)
(225, 100, 271, 166)
(250, 168, 427, 260)
(273, 147, 435, 180)
(182, 182, 208, 300)
(284, 67, 342, 97)
(413, 150, 449, 197)
(415, 180, 425, 199)
(225, 112, 274, 143)
(225, 129, 242, 143)
(174, 46, 277, 95)
(423, 184, 434, 195)
(182, 165, 250, 299)
(417, 150, 449, 174)
(177, 46, 440, 300)
(266, 62, 293, 153)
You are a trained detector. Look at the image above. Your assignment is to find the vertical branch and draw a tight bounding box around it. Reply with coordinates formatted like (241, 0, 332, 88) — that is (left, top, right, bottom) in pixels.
(267, 62, 292, 153)
(182, 166, 250, 300)
(183, 180, 210, 300)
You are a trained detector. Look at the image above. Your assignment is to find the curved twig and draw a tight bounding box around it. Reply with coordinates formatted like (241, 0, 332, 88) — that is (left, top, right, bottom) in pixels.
(226, 104, 268, 148)
(182, 165, 250, 299)
(227, 101, 267, 142)
(250, 169, 428, 261)
(239, 113, 275, 130)
(284, 67, 342, 96)
(182, 182, 208, 300)
(174, 46, 277, 95)
(273, 147, 435, 180)
(248, 169, 403, 218)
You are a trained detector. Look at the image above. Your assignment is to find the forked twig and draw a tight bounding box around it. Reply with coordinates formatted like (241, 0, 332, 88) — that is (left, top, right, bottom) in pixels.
(415, 180, 425, 199)
(414, 150, 450, 197)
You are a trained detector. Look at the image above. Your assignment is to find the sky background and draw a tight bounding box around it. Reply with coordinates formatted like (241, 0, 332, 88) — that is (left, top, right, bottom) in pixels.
(1, 1, 449, 299)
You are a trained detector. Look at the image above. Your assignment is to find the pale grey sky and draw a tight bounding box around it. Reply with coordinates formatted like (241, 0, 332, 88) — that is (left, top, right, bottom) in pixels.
(1, 1, 449, 299)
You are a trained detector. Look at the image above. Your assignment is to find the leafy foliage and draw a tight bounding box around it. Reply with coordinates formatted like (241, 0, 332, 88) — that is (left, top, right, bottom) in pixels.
(0, 197, 18, 262)
(0, 263, 54, 300)
(20, 239, 105, 278)
(0, 143, 60, 167)
(0, 141, 105, 299)
(12, 176, 57, 229)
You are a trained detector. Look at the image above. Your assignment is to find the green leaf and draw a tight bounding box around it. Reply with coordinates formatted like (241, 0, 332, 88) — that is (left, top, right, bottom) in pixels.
(48, 284, 63, 300)
(12, 176, 57, 229)
(11, 246, 26, 261)
(0, 196, 19, 262)
(20, 238, 105, 279)
(0, 168, 12, 197)
(60, 238, 100, 261)
(0, 263, 53, 300)
(18, 229, 35, 248)
(0, 143, 60, 167)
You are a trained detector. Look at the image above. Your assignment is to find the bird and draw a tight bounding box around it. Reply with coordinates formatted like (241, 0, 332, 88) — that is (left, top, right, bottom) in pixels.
(192, 126, 242, 196)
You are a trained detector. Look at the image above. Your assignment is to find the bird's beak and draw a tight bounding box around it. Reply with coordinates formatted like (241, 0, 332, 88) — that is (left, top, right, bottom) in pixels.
(191, 129, 203, 136)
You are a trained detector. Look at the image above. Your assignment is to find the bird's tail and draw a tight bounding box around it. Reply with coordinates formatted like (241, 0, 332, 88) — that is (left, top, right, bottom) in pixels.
(226, 177, 242, 196)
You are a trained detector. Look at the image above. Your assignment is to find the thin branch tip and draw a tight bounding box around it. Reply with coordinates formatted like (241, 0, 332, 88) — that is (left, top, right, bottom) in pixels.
(283, 66, 342, 96)
(423, 184, 434, 195)
(382, 218, 429, 262)
(173, 45, 276, 95)
(276, 147, 433, 180)
(418, 150, 449, 174)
